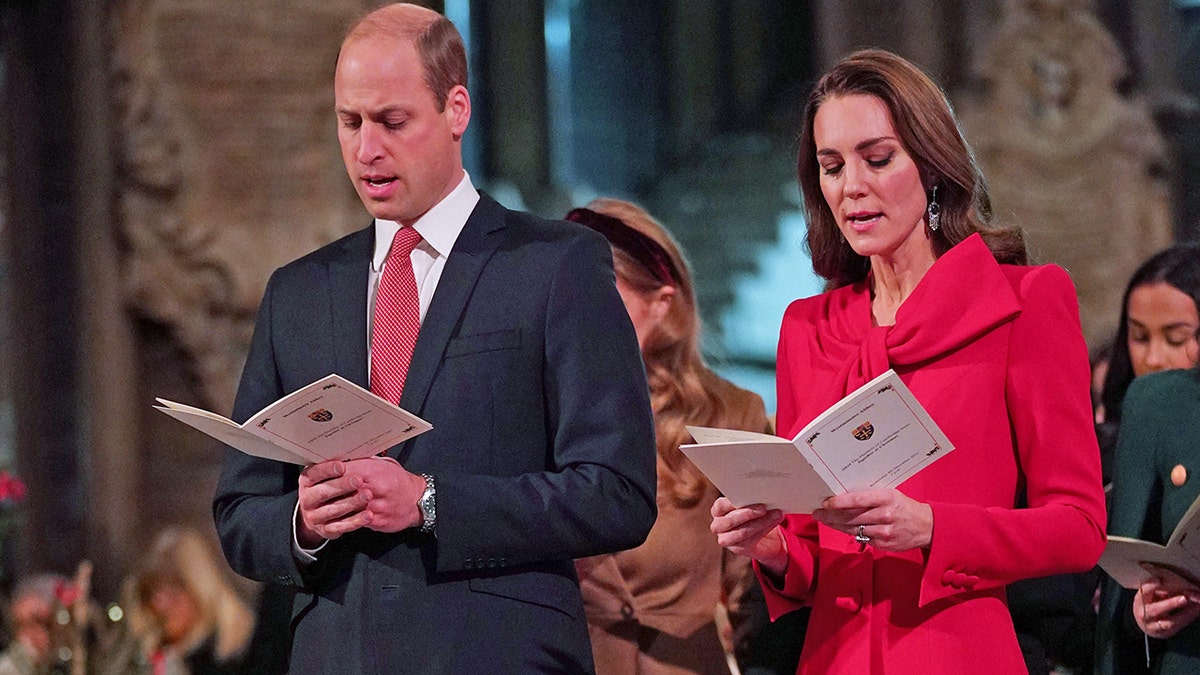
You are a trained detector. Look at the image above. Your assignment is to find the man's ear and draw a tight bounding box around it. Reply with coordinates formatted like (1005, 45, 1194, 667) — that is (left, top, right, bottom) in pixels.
(446, 85, 471, 139)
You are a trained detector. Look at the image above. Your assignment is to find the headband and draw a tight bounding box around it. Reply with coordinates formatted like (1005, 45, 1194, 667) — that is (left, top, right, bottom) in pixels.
(565, 207, 681, 287)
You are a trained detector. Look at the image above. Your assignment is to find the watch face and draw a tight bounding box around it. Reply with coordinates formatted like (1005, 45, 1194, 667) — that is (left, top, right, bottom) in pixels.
(418, 475, 435, 532)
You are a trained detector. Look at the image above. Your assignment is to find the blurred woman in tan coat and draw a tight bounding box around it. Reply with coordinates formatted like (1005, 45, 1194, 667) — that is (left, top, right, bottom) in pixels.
(567, 199, 770, 674)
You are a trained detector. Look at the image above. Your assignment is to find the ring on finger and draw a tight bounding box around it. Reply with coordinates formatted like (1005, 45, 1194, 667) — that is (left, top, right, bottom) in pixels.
(854, 524, 871, 544)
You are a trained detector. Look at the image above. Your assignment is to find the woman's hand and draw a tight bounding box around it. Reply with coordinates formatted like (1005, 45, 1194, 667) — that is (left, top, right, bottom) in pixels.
(812, 488, 933, 551)
(710, 497, 787, 575)
(1134, 566, 1200, 640)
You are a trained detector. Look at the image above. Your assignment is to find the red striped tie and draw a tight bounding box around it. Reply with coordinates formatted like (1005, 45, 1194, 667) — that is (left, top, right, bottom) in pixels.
(371, 227, 423, 404)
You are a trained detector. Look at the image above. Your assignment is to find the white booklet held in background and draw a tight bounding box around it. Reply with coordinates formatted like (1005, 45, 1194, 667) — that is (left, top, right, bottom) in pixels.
(682, 369, 953, 513)
(154, 374, 432, 465)
(1100, 493, 1200, 589)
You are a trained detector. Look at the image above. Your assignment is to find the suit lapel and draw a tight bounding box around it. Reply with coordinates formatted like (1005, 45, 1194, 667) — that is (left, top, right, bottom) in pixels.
(329, 226, 372, 390)
(398, 195, 507, 422)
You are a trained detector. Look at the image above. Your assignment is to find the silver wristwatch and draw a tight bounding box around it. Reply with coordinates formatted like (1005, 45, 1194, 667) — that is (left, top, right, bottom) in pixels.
(417, 473, 436, 534)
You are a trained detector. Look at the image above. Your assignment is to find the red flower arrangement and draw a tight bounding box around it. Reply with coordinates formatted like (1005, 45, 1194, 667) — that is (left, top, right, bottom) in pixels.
(0, 469, 26, 584)
(0, 469, 26, 546)
(0, 469, 27, 504)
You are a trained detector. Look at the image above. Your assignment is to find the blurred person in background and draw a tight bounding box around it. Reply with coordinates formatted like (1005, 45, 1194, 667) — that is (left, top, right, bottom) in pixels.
(567, 199, 770, 675)
(0, 573, 67, 675)
(1096, 243, 1200, 674)
(1096, 242, 1200, 469)
(99, 527, 254, 675)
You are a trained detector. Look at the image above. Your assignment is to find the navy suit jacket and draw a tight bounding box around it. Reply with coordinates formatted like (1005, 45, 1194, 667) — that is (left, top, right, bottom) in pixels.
(213, 194, 657, 674)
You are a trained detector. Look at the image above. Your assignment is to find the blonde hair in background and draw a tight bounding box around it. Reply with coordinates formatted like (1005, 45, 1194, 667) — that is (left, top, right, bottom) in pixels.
(123, 526, 253, 664)
(585, 198, 738, 508)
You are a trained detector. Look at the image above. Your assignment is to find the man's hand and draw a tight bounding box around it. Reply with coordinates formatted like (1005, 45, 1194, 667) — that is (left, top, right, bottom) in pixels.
(297, 460, 375, 548)
(340, 456, 428, 533)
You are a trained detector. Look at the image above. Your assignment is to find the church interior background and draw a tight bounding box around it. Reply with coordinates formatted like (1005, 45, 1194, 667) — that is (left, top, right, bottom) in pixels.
(1, 0, 1199, 612)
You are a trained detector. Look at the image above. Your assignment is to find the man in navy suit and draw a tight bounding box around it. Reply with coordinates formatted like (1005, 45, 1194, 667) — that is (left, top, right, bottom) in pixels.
(212, 4, 657, 672)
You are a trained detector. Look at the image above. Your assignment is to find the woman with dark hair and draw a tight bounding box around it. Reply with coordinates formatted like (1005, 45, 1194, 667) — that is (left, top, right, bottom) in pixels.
(1096, 245, 1200, 674)
(710, 49, 1106, 674)
(567, 199, 770, 674)
(1098, 242, 1200, 445)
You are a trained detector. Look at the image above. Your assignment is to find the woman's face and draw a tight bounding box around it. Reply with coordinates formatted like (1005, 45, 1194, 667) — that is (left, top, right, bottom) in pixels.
(1126, 281, 1200, 377)
(147, 578, 200, 646)
(614, 276, 673, 351)
(813, 93, 931, 263)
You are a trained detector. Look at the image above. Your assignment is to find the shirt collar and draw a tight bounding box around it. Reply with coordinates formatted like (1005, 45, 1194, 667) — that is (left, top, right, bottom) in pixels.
(372, 171, 480, 271)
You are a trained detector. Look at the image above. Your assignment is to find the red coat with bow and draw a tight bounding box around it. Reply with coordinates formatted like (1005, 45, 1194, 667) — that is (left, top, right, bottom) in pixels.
(761, 235, 1106, 674)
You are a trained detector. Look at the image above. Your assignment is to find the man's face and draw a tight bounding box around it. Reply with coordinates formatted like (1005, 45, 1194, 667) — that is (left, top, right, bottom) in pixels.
(334, 35, 469, 225)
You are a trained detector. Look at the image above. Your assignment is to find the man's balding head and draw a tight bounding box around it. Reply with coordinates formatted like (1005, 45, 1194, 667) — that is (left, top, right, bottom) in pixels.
(341, 3, 467, 112)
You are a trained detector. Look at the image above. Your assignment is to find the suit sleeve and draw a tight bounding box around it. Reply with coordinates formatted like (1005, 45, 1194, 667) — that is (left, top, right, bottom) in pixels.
(919, 265, 1107, 606)
(429, 232, 657, 571)
(212, 272, 312, 587)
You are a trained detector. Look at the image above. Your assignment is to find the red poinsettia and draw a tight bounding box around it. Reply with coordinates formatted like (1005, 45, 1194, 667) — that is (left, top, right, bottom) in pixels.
(54, 579, 81, 607)
(0, 470, 26, 504)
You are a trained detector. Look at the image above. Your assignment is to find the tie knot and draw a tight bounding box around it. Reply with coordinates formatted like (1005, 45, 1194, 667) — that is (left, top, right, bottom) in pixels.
(389, 227, 423, 260)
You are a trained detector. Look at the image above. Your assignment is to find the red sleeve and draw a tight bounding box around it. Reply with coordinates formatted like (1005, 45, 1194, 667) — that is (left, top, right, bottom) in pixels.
(919, 264, 1107, 606)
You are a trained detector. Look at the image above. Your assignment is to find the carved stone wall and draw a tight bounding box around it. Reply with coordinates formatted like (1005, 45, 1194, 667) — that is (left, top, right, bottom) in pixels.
(97, 0, 390, 577)
(111, 0, 380, 413)
(959, 0, 1173, 347)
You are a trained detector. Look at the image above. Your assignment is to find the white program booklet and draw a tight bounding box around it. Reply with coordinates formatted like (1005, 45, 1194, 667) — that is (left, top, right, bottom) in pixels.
(1100, 492, 1200, 589)
(683, 369, 954, 513)
(155, 374, 432, 465)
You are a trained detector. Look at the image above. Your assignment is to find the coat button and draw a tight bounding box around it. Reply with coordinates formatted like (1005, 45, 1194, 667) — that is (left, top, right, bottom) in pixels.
(941, 570, 956, 586)
(834, 593, 863, 612)
(1172, 464, 1188, 487)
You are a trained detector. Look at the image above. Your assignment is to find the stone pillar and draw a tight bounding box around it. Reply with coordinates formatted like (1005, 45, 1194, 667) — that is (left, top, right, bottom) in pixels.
(813, 0, 971, 84)
(479, 0, 551, 207)
(72, 0, 142, 597)
(0, 0, 89, 582)
(665, 0, 720, 157)
(564, 0, 667, 196)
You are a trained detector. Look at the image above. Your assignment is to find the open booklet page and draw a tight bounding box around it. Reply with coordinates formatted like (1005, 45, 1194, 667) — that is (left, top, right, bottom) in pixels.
(682, 369, 954, 514)
(155, 374, 432, 465)
(1100, 490, 1200, 589)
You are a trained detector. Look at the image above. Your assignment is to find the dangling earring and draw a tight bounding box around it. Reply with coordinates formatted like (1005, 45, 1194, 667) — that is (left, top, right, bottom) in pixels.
(926, 185, 941, 232)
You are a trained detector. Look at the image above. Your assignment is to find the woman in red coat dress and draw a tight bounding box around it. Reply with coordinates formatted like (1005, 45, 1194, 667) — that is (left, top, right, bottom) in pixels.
(710, 49, 1107, 674)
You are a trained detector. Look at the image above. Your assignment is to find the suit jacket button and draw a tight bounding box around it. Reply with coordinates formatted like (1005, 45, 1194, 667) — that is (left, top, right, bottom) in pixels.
(464, 560, 475, 570)
(486, 558, 497, 568)
(941, 570, 956, 586)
